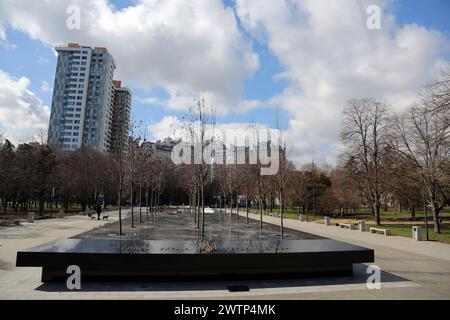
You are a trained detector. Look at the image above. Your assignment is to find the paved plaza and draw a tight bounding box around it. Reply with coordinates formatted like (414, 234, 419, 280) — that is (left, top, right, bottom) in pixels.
(0, 208, 449, 299)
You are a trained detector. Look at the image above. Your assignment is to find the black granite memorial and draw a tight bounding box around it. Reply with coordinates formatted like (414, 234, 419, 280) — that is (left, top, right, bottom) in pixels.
(16, 238, 374, 282)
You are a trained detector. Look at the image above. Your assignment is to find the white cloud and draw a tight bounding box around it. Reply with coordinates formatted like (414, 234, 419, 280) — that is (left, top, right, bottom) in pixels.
(138, 96, 162, 106)
(37, 56, 49, 64)
(0, 70, 50, 145)
(139, 92, 265, 115)
(147, 116, 180, 141)
(0, 0, 260, 114)
(40, 80, 52, 93)
(236, 0, 450, 166)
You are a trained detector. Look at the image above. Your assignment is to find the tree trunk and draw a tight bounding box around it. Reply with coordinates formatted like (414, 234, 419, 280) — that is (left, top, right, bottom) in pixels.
(139, 183, 142, 223)
(280, 188, 284, 238)
(236, 193, 239, 221)
(196, 188, 200, 229)
(131, 183, 134, 228)
(118, 173, 122, 235)
(432, 203, 441, 234)
(246, 190, 249, 224)
(259, 197, 263, 229)
(201, 185, 205, 238)
(150, 186, 154, 215)
(374, 201, 381, 226)
(145, 185, 149, 220)
(192, 191, 196, 223)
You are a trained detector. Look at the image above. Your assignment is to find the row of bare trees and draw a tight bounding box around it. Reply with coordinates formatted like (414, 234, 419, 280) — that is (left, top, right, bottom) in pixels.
(176, 72, 448, 235)
(339, 71, 449, 233)
(0, 132, 172, 229)
(0, 142, 117, 215)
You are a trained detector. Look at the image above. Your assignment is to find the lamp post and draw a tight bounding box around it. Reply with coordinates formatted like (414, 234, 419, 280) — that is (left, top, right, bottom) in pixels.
(420, 166, 429, 241)
(312, 161, 315, 218)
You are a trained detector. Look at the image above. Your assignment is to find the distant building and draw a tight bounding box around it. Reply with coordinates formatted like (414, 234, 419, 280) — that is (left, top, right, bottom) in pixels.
(47, 43, 131, 154)
(143, 137, 180, 159)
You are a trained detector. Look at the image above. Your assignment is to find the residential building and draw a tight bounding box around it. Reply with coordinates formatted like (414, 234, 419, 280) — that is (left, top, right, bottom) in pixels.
(47, 43, 129, 153)
(110, 80, 132, 157)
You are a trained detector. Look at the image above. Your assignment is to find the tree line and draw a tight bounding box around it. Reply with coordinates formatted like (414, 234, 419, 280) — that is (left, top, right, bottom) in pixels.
(0, 70, 448, 234)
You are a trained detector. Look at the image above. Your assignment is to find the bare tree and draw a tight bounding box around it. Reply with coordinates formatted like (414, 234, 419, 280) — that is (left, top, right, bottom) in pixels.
(341, 98, 390, 225)
(390, 102, 449, 233)
(179, 98, 216, 238)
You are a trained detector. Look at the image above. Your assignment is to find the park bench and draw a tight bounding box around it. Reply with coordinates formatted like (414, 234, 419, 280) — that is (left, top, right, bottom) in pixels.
(370, 227, 390, 236)
(338, 223, 355, 230)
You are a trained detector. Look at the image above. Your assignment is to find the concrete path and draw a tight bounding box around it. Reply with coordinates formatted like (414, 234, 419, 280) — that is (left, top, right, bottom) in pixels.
(0, 209, 124, 270)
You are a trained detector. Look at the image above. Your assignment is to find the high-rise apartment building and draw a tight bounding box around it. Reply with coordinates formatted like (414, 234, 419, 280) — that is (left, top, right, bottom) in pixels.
(110, 80, 132, 157)
(47, 43, 131, 154)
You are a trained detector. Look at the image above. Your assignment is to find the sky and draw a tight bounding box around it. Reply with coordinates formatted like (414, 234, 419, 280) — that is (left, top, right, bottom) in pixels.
(0, 0, 449, 167)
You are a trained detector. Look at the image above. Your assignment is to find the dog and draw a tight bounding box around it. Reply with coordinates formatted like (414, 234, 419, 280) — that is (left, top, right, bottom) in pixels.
(102, 215, 109, 220)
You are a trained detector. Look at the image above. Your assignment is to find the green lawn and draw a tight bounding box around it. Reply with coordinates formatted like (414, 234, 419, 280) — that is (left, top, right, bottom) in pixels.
(364, 223, 450, 244)
(249, 207, 450, 244)
(257, 207, 450, 221)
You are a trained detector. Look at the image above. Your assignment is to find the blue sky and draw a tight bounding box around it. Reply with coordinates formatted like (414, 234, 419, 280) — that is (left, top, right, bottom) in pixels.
(0, 0, 449, 164)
